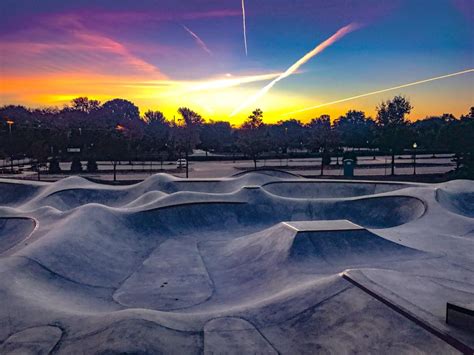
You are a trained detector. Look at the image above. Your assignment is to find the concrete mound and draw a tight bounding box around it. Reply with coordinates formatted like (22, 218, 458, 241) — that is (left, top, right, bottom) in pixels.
(0, 217, 36, 254)
(0, 173, 472, 353)
(0, 326, 62, 355)
(436, 180, 474, 217)
(263, 180, 412, 198)
(39, 188, 131, 210)
(0, 180, 43, 206)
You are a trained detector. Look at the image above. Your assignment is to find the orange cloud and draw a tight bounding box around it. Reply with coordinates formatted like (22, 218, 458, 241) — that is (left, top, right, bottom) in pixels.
(0, 15, 166, 79)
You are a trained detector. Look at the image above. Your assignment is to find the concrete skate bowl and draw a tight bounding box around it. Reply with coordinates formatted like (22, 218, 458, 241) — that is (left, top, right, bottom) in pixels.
(124, 193, 426, 235)
(9, 194, 425, 297)
(38, 187, 137, 211)
(0, 173, 472, 353)
(29, 173, 294, 211)
(0, 217, 36, 255)
(232, 168, 302, 178)
(262, 180, 414, 199)
(436, 180, 474, 218)
(0, 181, 41, 206)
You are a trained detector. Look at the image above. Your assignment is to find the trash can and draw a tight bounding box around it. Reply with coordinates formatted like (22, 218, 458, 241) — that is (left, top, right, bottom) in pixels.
(343, 159, 354, 177)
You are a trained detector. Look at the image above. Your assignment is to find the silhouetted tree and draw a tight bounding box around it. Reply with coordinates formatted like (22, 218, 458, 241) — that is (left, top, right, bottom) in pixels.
(268, 119, 305, 159)
(445, 107, 474, 177)
(334, 110, 376, 149)
(143, 110, 170, 156)
(101, 99, 142, 131)
(96, 129, 128, 182)
(69, 97, 101, 114)
(376, 96, 413, 175)
(175, 107, 204, 178)
(237, 109, 267, 170)
(70, 156, 83, 173)
(199, 121, 233, 155)
(307, 115, 338, 175)
(411, 114, 454, 151)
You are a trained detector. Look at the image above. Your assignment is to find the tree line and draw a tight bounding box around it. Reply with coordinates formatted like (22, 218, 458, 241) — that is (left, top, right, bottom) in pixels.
(0, 96, 473, 178)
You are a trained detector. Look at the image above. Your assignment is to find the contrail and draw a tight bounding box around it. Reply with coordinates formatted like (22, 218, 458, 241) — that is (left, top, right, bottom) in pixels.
(182, 24, 212, 55)
(283, 68, 474, 116)
(230, 23, 360, 116)
(242, 0, 248, 56)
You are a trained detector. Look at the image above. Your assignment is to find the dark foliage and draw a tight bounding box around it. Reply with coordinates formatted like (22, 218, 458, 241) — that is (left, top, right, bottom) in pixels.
(0, 97, 472, 179)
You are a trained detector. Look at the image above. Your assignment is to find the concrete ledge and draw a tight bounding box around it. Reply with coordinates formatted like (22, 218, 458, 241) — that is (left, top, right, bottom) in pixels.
(447, 303, 474, 332)
(282, 220, 364, 232)
(343, 273, 473, 354)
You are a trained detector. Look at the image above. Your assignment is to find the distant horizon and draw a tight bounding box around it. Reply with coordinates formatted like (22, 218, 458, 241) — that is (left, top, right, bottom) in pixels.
(2, 94, 473, 126)
(1, 0, 473, 124)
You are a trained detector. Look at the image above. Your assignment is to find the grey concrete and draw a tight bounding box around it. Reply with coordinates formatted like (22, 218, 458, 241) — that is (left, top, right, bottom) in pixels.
(0, 171, 472, 353)
(0, 326, 62, 355)
(447, 303, 474, 332)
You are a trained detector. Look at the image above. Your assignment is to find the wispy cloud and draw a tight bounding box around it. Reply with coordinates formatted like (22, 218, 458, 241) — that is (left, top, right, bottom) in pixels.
(123, 72, 284, 95)
(283, 68, 474, 116)
(241, 0, 248, 56)
(230, 23, 361, 116)
(0, 16, 166, 79)
(181, 24, 213, 55)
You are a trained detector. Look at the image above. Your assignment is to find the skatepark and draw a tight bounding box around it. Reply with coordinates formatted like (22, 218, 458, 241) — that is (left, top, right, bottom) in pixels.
(0, 170, 473, 353)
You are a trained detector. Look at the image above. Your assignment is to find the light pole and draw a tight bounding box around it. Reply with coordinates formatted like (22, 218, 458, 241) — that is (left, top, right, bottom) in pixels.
(413, 142, 417, 175)
(6, 120, 14, 136)
(6, 120, 14, 173)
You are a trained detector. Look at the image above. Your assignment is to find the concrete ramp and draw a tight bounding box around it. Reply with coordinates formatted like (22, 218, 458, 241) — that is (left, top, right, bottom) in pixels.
(285, 220, 423, 267)
(436, 180, 474, 218)
(344, 268, 474, 353)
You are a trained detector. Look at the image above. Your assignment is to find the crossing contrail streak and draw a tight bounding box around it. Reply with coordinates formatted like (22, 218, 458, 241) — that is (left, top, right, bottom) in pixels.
(283, 68, 474, 116)
(242, 0, 248, 56)
(182, 24, 212, 55)
(230, 23, 360, 116)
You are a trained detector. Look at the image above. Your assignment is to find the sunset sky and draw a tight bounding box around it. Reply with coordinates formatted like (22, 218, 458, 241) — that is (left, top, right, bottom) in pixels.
(0, 0, 473, 124)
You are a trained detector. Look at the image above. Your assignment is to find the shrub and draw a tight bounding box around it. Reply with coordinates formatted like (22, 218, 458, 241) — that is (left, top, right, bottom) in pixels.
(87, 159, 98, 173)
(48, 158, 61, 173)
(70, 157, 83, 173)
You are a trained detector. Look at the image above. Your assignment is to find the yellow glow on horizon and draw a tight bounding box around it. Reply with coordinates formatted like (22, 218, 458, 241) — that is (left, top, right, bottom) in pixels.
(1, 68, 472, 126)
(0, 71, 303, 124)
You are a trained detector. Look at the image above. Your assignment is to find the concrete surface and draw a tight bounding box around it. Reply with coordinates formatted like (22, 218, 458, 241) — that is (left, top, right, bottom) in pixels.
(0, 170, 472, 353)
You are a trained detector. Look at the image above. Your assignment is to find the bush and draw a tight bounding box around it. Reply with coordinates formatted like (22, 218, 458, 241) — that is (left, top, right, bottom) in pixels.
(87, 159, 98, 173)
(457, 152, 474, 179)
(70, 157, 83, 173)
(48, 158, 61, 173)
(322, 151, 331, 166)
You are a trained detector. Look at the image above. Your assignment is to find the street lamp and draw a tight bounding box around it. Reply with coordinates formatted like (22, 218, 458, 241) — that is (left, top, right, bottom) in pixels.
(6, 119, 14, 135)
(115, 124, 126, 132)
(413, 142, 417, 175)
(6, 119, 14, 173)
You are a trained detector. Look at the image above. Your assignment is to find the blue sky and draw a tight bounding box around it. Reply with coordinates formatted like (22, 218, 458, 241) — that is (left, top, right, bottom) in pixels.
(0, 0, 472, 123)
